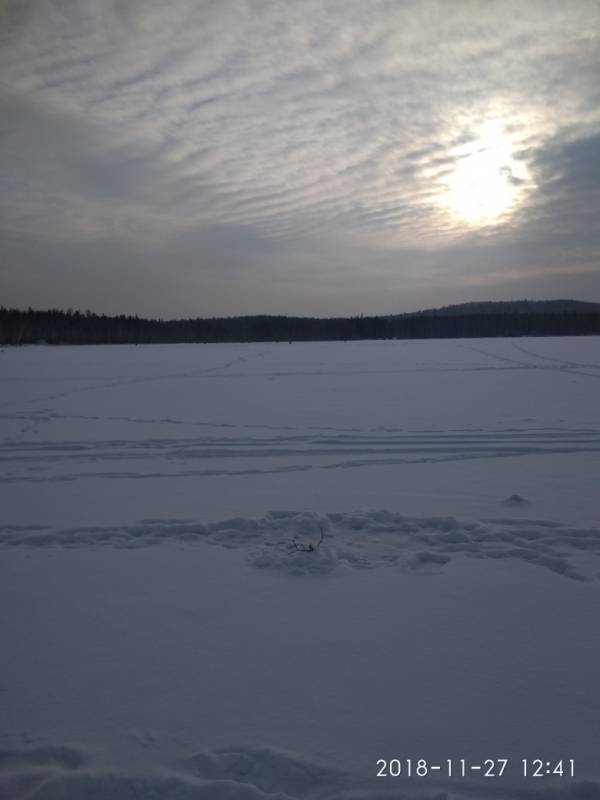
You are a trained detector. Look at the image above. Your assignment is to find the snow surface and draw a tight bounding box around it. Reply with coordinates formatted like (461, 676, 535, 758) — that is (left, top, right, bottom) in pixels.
(1, 337, 599, 799)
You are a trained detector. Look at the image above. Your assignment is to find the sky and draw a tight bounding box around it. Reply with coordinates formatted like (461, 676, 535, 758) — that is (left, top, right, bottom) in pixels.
(1, 0, 600, 318)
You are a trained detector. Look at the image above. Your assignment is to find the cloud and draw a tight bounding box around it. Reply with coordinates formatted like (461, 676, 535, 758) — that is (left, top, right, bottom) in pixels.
(1, 0, 599, 314)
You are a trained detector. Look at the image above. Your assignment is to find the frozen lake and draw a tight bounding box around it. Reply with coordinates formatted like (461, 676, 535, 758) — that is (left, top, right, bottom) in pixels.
(1, 337, 599, 799)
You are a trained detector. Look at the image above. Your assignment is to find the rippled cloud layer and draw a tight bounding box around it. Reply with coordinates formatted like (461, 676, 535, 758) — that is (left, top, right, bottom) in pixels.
(1, 0, 599, 315)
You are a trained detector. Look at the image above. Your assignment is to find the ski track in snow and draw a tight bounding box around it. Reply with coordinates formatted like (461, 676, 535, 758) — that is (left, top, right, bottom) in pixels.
(2, 509, 599, 581)
(1, 421, 600, 483)
(1, 339, 600, 485)
(460, 340, 600, 381)
(0, 351, 266, 412)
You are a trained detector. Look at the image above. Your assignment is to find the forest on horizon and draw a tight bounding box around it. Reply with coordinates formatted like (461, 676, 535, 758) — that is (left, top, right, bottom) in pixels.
(1, 301, 599, 345)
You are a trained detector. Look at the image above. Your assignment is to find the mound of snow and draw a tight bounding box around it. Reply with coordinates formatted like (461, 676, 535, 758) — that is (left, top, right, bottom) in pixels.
(504, 493, 529, 505)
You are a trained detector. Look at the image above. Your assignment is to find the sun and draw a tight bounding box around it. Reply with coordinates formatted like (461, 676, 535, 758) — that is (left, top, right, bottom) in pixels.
(441, 121, 529, 226)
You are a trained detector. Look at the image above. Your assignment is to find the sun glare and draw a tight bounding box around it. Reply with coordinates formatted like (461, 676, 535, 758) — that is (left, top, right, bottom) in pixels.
(442, 121, 529, 227)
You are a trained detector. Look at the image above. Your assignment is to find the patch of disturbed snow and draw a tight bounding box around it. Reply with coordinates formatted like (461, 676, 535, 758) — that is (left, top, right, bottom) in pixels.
(2, 743, 600, 799)
(2, 509, 599, 581)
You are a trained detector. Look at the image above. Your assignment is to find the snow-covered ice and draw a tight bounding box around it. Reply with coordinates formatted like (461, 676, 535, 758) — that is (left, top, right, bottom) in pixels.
(1, 337, 599, 799)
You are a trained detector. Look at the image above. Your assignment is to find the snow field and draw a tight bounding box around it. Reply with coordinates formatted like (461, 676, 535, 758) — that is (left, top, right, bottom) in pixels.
(1, 337, 599, 798)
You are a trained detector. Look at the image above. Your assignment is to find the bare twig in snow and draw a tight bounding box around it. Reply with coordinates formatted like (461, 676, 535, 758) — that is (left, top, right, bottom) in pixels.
(288, 526, 325, 554)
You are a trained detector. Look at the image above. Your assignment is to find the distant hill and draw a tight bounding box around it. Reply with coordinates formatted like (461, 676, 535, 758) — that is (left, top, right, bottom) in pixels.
(399, 299, 600, 317)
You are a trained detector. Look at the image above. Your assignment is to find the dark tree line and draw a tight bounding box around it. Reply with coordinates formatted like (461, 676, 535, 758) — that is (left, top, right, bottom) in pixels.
(1, 306, 599, 346)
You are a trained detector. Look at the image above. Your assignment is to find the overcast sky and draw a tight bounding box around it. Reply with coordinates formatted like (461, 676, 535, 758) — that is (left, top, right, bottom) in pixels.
(1, 0, 599, 318)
